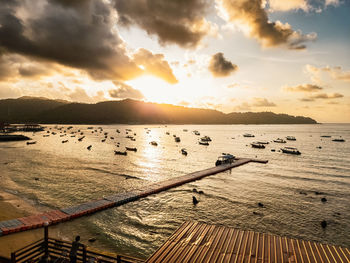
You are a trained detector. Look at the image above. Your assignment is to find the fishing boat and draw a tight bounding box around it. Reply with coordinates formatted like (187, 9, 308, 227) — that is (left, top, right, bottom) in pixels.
(215, 154, 235, 166)
(0, 135, 31, 141)
(87, 145, 92, 150)
(201, 136, 212, 142)
(26, 141, 37, 145)
(166, 132, 170, 135)
(199, 139, 209, 146)
(175, 137, 181, 142)
(274, 138, 286, 143)
(181, 148, 188, 155)
(115, 150, 127, 156)
(256, 141, 269, 144)
(125, 147, 137, 152)
(62, 140, 68, 143)
(243, 133, 255, 137)
(150, 141, 158, 146)
(281, 147, 301, 155)
(193, 130, 200, 136)
(286, 136, 296, 141)
(251, 142, 265, 149)
(332, 138, 345, 142)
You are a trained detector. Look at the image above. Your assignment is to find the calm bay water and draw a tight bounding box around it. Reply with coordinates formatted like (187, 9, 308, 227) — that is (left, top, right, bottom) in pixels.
(1, 124, 349, 258)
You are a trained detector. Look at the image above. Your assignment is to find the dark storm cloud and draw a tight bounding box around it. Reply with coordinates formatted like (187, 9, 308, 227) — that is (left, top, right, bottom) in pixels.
(0, 0, 141, 81)
(218, 0, 317, 49)
(114, 0, 211, 47)
(209, 53, 238, 77)
(109, 81, 144, 100)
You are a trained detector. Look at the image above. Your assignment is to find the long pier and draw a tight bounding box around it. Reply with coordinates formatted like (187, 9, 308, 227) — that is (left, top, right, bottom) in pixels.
(0, 158, 267, 236)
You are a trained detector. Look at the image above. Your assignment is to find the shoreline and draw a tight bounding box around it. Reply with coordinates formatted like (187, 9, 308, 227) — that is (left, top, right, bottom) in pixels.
(0, 191, 62, 258)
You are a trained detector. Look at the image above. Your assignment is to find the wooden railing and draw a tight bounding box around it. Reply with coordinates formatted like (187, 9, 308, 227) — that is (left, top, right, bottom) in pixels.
(10, 226, 144, 263)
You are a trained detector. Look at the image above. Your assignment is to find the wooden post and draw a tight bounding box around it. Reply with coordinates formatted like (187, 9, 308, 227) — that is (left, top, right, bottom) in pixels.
(11, 252, 15, 263)
(44, 222, 49, 260)
(117, 255, 121, 263)
(83, 245, 87, 263)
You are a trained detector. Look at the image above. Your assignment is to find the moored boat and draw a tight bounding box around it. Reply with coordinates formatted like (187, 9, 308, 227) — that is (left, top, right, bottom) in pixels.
(125, 147, 137, 152)
(281, 147, 301, 155)
(26, 141, 36, 145)
(332, 138, 345, 142)
(199, 140, 209, 146)
(251, 142, 265, 149)
(215, 153, 235, 166)
(200, 136, 212, 142)
(115, 150, 127, 155)
(150, 141, 158, 146)
(181, 148, 188, 155)
(243, 133, 255, 137)
(274, 138, 286, 143)
(175, 136, 181, 142)
(286, 136, 296, 141)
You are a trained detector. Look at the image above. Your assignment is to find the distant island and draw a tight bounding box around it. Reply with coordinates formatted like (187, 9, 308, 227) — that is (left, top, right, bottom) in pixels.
(0, 97, 317, 124)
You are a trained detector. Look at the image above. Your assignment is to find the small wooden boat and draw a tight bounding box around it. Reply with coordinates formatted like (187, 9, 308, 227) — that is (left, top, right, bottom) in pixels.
(78, 136, 85, 141)
(274, 138, 286, 143)
(115, 150, 127, 156)
(181, 148, 188, 155)
(125, 147, 137, 152)
(62, 140, 68, 143)
(332, 138, 345, 142)
(251, 142, 265, 149)
(26, 141, 36, 145)
(243, 133, 254, 137)
(87, 145, 92, 150)
(281, 147, 301, 155)
(150, 141, 158, 146)
(199, 140, 209, 146)
(286, 136, 296, 141)
(201, 136, 212, 142)
(175, 137, 181, 142)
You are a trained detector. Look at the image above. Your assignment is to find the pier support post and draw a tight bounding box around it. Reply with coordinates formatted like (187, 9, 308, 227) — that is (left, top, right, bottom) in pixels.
(44, 222, 49, 261)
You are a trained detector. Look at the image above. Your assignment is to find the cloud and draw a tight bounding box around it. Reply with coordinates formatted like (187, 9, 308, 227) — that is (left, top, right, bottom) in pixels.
(268, 0, 309, 12)
(209, 52, 238, 77)
(305, 64, 350, 82)
(114, 0, 213, 48)
(133, 48, 178, 84)
(252, 98, 276, 107)
(0, 0, 142, 81)
(109, 81, 144, 100)
(285, 83, 323, 92)
(217, 0, 317, 49)
(301, 92, 344, 102)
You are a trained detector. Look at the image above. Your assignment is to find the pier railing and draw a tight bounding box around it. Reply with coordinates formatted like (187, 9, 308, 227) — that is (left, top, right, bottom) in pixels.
(10, 226, 144, 263)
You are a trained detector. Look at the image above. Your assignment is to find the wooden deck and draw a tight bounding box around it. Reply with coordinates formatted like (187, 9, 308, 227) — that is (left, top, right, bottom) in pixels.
(0, 158, 267, 236)
(146, 221, 350, 263)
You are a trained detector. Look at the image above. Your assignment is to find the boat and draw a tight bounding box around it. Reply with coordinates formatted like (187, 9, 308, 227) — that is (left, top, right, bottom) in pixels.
(78, 136, 85, 141)
(62, 140, 68, 143)
(183, 129, 188, 132)
(87, 145, 92, 150)
(181, 148, 188, 155)
(286, 136, 296, 141)
(150, 141, 158, 146)
(193, 130, 200, 136)
(116, 129, 120, 133)
(274, 138, 286, 143)
(251, 142, 265, 149)
(243, 133, 255, 137)
(320, 135, 331, 138)
(175, 137, 181, 142)
(332, 138, 345, 142)
(256, 141, 269, 144)
(215, 154, 235, 166)
(199, 140, 209, 146)
(201, 136, 212, 142)
(26, 141, 36, 145)
(281, 147, 301, 155)
(115, 151, 127, 156)
(125, 147, 137, 152)
(166, 132, 170, 135)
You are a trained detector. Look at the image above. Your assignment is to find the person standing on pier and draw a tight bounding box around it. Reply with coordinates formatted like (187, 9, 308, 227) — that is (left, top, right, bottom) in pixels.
(70, 236, 83, 263)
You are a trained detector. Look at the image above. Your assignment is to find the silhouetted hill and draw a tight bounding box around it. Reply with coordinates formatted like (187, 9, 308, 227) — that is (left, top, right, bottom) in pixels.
(0, 97, 317, 124)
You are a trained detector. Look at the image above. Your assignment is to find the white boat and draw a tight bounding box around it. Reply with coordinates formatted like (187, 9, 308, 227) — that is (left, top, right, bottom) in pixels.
(251, 142, 265, 149)
(215, 154, 235, 166)
(274, 138, 286, 143)
(281, 147, 301, 155)
(199, 139, 209, 146)
(243, 133, 255, 137)
(286, 136, 296, 141)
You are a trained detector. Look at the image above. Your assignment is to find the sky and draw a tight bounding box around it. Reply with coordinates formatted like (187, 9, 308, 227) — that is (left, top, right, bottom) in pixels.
(0, 0, 349, 123)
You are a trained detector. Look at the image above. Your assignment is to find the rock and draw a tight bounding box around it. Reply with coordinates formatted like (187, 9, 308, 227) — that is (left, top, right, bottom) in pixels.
(192, 188, 198, 193)
(321, 220, 327, 228)
(198, 190, 204, 194)
(258, 202, 264, 208)
(192, 196, 199, 205)
(321, 197, 327, 202)
(88, 238, 96, 243)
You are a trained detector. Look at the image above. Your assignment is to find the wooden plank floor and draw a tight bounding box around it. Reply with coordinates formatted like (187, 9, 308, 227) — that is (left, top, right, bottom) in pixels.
(0, 158, 266, 236)
(146, 222, 350, 263)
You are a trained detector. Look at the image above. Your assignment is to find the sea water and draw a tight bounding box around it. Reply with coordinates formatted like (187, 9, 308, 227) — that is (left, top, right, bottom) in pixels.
(0, 124, 349, 259)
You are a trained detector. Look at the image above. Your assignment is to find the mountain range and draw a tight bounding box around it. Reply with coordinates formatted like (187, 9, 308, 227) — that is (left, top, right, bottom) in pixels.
(0, 97, 317, 124)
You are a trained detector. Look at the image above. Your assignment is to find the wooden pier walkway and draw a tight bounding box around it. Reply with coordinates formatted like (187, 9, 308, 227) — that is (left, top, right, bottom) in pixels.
(146, 221, 350, 263)
(0, 158, 267, 236)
